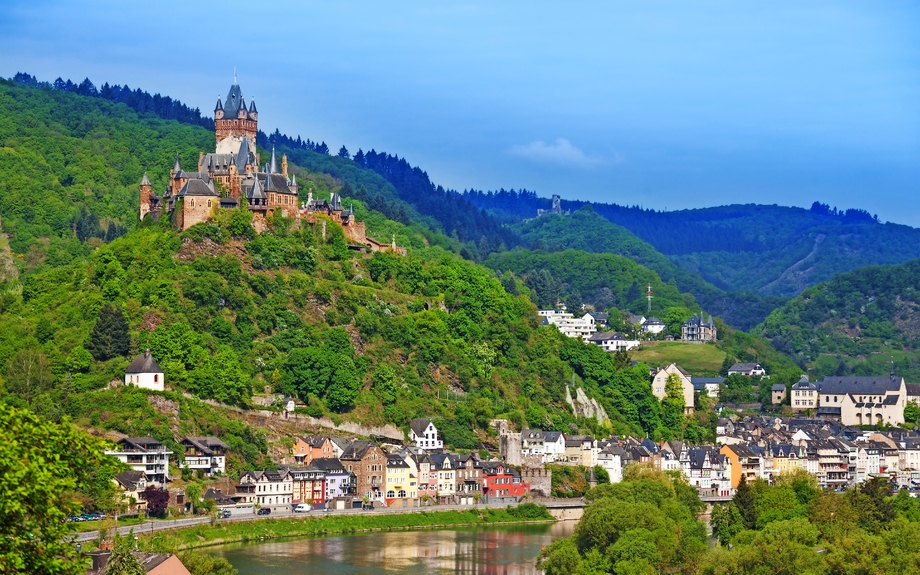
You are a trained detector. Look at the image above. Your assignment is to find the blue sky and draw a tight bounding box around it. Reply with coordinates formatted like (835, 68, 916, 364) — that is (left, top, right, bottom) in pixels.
(2, 1, 919, 223)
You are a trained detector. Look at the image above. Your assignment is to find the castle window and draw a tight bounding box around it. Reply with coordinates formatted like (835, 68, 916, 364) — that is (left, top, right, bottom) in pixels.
(190, 199, 195, 207)
(207, 199, 212, 208)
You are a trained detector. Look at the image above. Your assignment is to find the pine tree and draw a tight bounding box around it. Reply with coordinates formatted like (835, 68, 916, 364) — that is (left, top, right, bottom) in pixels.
(86, 303, 130, 361)
(719, 355, 734, 377)
(733, 474, 757, 530)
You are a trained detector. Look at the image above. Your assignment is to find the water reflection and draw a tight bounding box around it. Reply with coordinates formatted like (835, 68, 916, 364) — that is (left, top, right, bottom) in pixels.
(213, 521, 576, 575)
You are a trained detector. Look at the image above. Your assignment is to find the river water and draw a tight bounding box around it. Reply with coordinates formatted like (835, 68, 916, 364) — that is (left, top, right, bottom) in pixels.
(212, 521, 576, 575)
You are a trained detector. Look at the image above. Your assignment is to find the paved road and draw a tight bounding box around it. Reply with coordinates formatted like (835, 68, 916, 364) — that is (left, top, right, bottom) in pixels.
(71, 500, 548, 543)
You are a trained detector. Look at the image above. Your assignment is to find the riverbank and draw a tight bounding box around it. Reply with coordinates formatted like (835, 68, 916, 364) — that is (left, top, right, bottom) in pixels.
(141, 504, 555, 551)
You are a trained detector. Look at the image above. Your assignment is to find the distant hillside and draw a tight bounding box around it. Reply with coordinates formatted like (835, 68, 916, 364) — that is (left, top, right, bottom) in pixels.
(758, 259, 920, 381)
(465, 189, 920, 299)
(510, 208, 786, 330)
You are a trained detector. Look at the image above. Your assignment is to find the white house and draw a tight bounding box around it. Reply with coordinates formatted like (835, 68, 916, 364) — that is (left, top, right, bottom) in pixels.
(641, 317, 667, 335)
(651, 363, 695, 415)
(105, 437, 172, 487)
(597, 445, 624, 483)
(125, 349, 165, 391)
(586, 332, 639, 353)
(180, 436, 228, 476)
(521, 429, 566, 463)
(410, 418, 443, 450)
(540, 310, 597, 341)
(728, 363, 767, 377)
(237, 470, 294, 507)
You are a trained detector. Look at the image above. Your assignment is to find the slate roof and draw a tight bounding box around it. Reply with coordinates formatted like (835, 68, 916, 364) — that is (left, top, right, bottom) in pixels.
(117, 437, 165, 451)
(730, 363, 763, 372)
(587, 331, 624, 342)
(223, 82, 253, 119)
(643, 317, 665, 326)
(178, 177, 219, 197)
(771, 384, 787, 392)
(114, 470, 147, 491)
(410, 418, 432, 437)
(311, 457, 348, 473)
(817, 376, 903, 395)
(907, 383, 920, 397)
(386, 455, 409, 468)
(182, 436, 228, 455)
(126, 351, 162, 374)
(340, 440, 378, 460)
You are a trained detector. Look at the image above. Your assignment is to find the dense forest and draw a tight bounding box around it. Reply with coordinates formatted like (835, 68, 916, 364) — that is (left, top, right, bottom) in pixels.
(541, 466, 920, 575)
(510, 208, 786, 330)
(758, 258, 920, 380)
(465, 188, 920, 299)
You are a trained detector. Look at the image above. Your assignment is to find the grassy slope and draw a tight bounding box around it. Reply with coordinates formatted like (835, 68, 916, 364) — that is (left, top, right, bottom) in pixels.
(630, 342, 726, 377)
(141, 506, 554, 551)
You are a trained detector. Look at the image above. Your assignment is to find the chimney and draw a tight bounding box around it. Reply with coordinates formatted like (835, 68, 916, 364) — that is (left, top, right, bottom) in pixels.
(90, 551, 111, 571)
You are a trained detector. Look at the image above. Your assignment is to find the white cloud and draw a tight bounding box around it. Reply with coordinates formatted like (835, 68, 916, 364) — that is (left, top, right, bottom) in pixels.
(509, 138, 607, 168)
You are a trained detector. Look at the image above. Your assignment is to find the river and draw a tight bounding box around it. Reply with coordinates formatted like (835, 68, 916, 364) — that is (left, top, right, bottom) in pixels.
(211, 521, 577, 574)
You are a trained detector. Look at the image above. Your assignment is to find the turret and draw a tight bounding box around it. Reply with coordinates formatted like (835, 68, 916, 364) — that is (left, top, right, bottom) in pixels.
(290, 173, 298, 194)
(281, 154, 288, 178)
(172, 152, 181, 176)
(248, 98, 258, 121)
(269, 146, 278, 174)
(139, 172, 152, 221)
(214, 96, 223, 120)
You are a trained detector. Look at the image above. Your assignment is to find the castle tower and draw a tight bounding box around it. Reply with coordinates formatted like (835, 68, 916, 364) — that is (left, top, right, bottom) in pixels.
(215, 74, 257, 156)
(139, 172, 152, 221)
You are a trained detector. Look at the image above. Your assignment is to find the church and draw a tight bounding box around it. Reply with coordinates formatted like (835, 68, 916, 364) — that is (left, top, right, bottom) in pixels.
(139, 77, 404, 254)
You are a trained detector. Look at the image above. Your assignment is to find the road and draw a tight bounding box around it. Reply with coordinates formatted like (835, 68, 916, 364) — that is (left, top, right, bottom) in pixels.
(71, 500, 549, 543)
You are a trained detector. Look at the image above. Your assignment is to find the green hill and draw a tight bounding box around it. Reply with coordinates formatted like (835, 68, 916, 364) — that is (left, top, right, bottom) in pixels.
(0, 78, 725, 456)
(511, 208, 786, 330)
(758, 258, 920, 380)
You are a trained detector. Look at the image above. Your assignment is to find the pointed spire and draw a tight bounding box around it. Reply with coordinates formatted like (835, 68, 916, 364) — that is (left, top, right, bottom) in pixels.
(173, 152, 181, 172)
(140, 172, 151, 186)
(234, 67, 237, 85)
(249, 98, 257, 113)
(215, 96, 223, 111)
(269, 146, 277, 174)
(291, 174, 297, 186)
(264, 169, 272, 191)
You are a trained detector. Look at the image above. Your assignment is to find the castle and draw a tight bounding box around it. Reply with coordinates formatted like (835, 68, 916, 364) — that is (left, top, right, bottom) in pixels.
(139, 77, 403, 254)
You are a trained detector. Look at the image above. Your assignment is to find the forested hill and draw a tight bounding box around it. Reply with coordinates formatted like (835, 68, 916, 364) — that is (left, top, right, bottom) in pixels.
(510, 208, 786, 331)
(0, 75, 735, 457)
(465, 189, 920, 299)
(758, 258, 920, 381)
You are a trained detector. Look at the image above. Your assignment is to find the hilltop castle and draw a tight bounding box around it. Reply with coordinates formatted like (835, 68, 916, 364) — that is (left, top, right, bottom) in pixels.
(139, 77, 403, 254)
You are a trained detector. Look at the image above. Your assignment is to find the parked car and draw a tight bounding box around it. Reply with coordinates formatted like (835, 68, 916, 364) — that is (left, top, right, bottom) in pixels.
(257, 508, 271, 516)
(293, 504, 311, 513)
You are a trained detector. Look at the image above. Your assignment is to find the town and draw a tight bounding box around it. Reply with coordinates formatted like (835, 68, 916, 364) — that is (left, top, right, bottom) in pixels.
(102, 331, 920, 522)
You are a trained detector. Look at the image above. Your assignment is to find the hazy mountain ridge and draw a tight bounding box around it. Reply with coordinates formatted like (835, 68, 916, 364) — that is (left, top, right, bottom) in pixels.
(464, 190, 920, 299)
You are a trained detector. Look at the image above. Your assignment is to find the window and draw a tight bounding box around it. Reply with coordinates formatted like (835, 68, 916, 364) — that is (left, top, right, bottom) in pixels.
(154, 374, 158, 383)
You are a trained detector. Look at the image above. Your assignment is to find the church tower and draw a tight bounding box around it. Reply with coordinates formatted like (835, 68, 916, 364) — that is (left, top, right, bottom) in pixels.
(214, 72, 258, 156)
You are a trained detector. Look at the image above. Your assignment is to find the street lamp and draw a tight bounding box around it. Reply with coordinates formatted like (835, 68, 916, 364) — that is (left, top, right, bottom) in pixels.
(134, 534, 138, 550)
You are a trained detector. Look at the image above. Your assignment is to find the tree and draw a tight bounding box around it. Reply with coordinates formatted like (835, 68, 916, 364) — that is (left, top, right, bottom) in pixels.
(104, 538, 145, 575)
(3, 348, 53, 407)
(660, 373, 685, 438)
(142, 486, 170, 518)
(733, 474, 757, 530)
(905, 401, 920, 428)
(86, 303, 130, 361)
(185, 482, 203, 515)
(718, 355, 734, 377)
(337, 145, 350, 159)
(0, 404, 124, 575)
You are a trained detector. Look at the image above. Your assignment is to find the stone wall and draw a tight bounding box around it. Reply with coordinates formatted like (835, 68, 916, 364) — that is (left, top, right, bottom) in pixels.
(522, 467, 552, 497)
